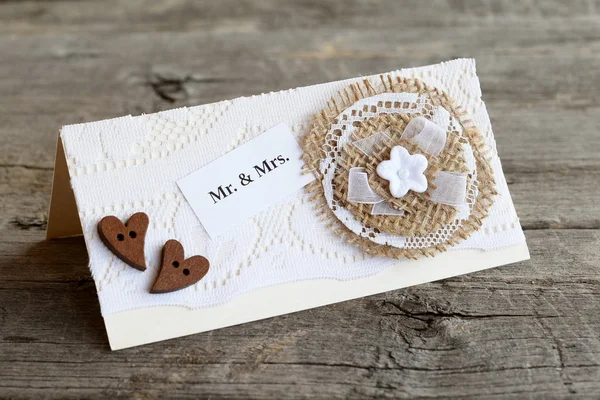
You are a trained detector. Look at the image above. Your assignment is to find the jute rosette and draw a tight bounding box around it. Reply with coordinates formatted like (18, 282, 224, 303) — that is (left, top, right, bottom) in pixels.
(301, 76, 497, 259)
(334, 113, 469, 236)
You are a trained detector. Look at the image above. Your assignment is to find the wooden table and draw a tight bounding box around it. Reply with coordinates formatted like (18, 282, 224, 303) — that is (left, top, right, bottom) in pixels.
(1, 1, 599, 398)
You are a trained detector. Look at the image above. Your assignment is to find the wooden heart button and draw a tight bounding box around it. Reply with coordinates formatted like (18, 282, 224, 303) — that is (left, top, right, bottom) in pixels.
(151, 240, 210, 294)
(97, 212, 149, 271)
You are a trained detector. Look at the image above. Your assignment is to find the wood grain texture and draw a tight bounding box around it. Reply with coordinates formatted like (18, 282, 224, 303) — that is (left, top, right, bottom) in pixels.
(0, 0, 598, 398)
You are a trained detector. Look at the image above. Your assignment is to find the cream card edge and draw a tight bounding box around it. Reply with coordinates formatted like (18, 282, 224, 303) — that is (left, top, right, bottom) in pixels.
(46, 136, 83, 239)
(104, 242, 529, 350)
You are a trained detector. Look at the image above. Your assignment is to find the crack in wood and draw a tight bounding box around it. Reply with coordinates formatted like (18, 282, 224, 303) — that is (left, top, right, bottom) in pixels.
(380, 299, 560, 320)
(9, 216, 48, 231)
(535, 316, 577, 394)
(523, 222, 600, 230)
(0, 163, 53, 171)
(148, 72, 239, 103)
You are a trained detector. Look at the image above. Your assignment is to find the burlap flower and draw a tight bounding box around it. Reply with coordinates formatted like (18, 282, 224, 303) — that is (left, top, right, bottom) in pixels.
(301, 76, 497, 259)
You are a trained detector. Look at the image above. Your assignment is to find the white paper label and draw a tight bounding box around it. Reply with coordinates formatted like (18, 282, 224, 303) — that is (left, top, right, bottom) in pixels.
(177, 124, 315, 238)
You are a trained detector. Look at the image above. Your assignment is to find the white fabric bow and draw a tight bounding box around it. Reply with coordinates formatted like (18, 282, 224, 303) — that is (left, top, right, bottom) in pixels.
(347, 116, 468, 215)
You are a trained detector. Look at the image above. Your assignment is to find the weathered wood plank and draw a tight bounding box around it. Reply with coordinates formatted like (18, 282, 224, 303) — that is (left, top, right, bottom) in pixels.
(1, 22, 600, 169)
(0, 230, 599, 398)
(0, 0, 598, 34)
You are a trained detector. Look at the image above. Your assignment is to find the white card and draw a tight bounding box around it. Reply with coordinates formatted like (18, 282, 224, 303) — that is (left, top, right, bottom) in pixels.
(177, 123, 315, 238)
(51, 59, 530, 350)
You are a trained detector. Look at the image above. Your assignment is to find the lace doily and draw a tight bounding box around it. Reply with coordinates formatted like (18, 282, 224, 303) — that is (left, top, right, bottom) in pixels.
(302, 77, 495, 258)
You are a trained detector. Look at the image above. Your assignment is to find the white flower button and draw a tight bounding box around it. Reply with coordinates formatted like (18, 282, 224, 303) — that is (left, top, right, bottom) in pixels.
(376, 146, 428, 198)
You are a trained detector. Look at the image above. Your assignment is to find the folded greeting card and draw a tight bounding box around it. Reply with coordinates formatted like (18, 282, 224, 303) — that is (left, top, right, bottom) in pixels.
(47, 59, 529, 350)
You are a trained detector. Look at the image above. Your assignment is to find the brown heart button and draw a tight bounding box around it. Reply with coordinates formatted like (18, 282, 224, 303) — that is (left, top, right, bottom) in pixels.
(151, 240, 210, 294)
(97, 212, 149, 271)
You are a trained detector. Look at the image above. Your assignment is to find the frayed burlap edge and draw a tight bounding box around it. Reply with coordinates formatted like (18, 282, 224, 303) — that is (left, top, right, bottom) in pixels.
(301, 76, 497, 259)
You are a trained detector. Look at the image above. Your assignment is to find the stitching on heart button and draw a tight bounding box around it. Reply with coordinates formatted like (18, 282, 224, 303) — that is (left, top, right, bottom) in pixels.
(151, 239, 210, 294)
(97, 212, 149, 271)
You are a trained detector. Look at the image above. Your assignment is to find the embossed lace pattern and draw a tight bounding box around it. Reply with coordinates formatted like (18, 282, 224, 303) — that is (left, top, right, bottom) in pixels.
(60, 59, 526, 315)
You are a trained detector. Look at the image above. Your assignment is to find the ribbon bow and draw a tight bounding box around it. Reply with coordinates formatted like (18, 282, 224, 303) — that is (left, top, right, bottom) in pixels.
(347, 116, 467, 216)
